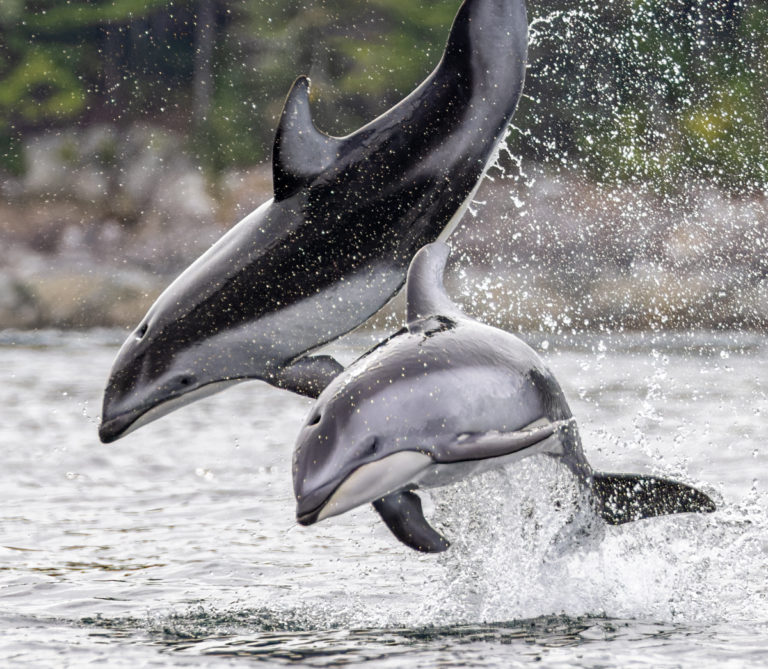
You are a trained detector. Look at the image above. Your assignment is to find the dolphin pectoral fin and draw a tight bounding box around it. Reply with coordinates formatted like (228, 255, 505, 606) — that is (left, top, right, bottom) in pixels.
(273, 75, 344, 200)
(274, 355, 344, 399)
(590, 472, 716, 525)
(373, 491, 450, 553)
(434, 421, 566, 464)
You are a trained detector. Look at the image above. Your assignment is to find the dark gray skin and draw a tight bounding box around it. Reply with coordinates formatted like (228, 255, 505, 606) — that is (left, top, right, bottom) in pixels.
(293, 243, 716, 552)
(99, 0, 528, 443)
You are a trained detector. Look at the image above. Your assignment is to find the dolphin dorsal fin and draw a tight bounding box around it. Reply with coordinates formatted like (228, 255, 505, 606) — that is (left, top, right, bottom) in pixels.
(272, 76, 344, 201)
(406, 242, 463, 325)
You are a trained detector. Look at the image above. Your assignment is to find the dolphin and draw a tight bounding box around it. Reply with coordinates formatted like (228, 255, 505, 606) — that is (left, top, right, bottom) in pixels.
(99, 0, 529, 443)
(292, 242, 716, 552)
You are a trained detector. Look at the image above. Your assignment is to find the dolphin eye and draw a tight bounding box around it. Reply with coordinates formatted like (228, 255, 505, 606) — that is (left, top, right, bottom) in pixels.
(135, 323, 148, 340)
(367, 437, 378, 455)
(175, 375, 195, 388)
(308, 413, 321, 426)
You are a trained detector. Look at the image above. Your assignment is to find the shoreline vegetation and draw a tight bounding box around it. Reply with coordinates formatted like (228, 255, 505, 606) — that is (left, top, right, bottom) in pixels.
(1, 2, 766, 332)
(0, 124, 765, 333)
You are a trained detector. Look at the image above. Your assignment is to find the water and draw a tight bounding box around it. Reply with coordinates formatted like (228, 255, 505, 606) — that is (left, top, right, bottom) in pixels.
(1, 328, 767, 667)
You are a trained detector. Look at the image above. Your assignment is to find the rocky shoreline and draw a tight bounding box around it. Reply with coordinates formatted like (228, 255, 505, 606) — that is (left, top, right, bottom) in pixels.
(1, 124, 766, 332)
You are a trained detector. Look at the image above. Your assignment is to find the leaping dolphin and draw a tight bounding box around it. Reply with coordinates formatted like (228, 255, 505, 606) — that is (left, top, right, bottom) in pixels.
(293, 242, 716, 552)
(99, 0, 529, 443)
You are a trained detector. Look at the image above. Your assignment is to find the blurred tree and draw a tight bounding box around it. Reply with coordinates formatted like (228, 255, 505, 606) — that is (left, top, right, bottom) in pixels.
(193, 0, 217, 123)
(516, 0, 767, 193)
(193, 0, 458, 171)
(1, 1, 200, 153)
(0, 0, 765, 192)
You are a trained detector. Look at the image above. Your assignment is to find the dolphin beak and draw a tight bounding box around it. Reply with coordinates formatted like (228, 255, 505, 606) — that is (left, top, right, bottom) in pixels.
(99, 381, 143, 443)
(296, 451, 433, 525)
(98, 390, 179, 444)
(99, 379, 245, 444)
(296, 477, 344, 526)
(98, 410, 140, 443)
(99, 414, 134, 444)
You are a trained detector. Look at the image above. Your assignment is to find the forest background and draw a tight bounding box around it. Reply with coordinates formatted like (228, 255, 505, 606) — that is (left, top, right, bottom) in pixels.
(1, 0, 767, 331)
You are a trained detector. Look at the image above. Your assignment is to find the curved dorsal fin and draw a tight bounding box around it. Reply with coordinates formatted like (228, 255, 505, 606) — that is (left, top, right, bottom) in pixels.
(406, 242, 463, 325)
(272, 76, 344, 201)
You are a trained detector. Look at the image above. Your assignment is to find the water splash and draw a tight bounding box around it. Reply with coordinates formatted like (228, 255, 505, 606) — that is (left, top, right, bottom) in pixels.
(72, 455, 768, 641)
(417, 457, 766, 626)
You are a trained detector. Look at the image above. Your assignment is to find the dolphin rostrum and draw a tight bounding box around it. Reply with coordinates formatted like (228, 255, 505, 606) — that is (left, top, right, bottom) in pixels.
(99, 0, 528, 443)
(292, 242, 716, 552)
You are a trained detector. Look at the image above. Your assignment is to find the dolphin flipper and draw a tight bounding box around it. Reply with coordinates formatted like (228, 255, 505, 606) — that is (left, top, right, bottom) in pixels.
(373, 491, 450, 553)
(591, 472, 716, 525)
(274, 355, 344, 399)
(433, 422, 566, 463)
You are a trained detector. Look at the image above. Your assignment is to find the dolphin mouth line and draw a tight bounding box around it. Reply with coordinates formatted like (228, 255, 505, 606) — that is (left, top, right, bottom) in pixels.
(296, 421, 572, 525)
(99, 407, 146, 444)
(296, 501, 329, 527)
(295, 466, 370, 526)
(99, 378, 246, 443)
(295, 464, 417, 527)
(296, 451, 435, 526)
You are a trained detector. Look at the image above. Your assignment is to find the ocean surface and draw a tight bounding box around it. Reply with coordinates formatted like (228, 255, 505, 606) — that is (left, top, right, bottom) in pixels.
(1, 328, 767, 667)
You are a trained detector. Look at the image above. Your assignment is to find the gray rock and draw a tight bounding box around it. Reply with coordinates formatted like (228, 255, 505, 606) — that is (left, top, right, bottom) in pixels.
(0, 273, 40, 329)
(21, 124, 215, 223)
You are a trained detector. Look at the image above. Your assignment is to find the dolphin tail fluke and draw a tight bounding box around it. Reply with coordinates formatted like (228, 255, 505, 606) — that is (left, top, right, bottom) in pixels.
(590, 472, 716, 525)
(373, 491, 450, 553)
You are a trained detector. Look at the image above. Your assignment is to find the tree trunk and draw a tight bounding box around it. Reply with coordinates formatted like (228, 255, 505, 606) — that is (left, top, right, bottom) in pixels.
(193, 0, 216, 124)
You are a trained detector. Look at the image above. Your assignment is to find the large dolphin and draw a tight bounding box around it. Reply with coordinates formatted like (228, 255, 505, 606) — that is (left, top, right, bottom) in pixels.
(99, 0, 529, 443)
(293, 243, 716, 552)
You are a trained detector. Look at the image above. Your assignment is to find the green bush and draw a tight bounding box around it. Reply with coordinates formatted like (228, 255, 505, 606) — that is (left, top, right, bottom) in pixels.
(1, 0, 765, 193)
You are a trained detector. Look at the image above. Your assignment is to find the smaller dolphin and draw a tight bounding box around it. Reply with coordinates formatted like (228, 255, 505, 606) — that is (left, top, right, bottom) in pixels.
(292, 242, 715, 552)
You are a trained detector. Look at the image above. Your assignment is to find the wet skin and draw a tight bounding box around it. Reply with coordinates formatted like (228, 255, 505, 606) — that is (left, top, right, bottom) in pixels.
(99, 0, 528, 442)
(292, 243, 716, 552)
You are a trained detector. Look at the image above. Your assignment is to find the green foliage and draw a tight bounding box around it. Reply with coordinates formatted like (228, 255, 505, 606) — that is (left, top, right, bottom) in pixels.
(0, 0, 766, 193)
(23, 0, 176, 32)
(211, 0, 459, 161)
(0, 47, 86, 123)
(0, 0, 23, 25)
(331, 0, 457, 97)
(0, 131, 23, 176)
(516, 0, 768, 193)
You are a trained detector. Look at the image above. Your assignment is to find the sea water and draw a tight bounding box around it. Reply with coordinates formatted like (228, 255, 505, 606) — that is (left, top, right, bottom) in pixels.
(1, 328, 766, 667)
